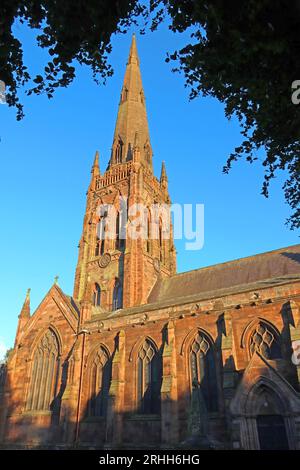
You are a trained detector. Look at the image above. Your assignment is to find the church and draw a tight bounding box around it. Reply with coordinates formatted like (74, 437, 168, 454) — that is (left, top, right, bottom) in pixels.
(1, 35, 300, 450)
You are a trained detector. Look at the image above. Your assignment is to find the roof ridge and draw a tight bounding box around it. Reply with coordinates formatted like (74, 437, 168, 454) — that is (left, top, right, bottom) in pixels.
(170, 243, 300, 279)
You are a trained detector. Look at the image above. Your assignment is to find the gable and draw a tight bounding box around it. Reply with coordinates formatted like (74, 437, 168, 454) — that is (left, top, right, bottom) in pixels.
(230, 352, 300, 416)
(19, 285, 79, 352)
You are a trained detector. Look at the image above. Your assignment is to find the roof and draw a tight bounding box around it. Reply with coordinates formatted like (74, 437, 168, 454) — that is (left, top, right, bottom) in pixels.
(148, 244, 300, 304)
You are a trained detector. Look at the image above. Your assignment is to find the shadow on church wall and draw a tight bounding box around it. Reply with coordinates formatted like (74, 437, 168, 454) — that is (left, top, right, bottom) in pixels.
(0, 358, 228, 449)
(1, 305, 300, 450)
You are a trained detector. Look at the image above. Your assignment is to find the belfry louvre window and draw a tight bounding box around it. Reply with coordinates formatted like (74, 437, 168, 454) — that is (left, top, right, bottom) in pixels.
(112, 278, 123, 310)
(89, 347, 111, 417)
(95, 237, 105, 257)
(115, 139, 123, 164)
(146, 209, 151, 254)
(137, 339, 161, 414)
(26, 329, 60, 411)
(249, 322, 281, 359)
(115, 211, 120, 250)
(93, 283, 101, 307)
(159, 219, 163, 263)
(189, 332, 218, 412)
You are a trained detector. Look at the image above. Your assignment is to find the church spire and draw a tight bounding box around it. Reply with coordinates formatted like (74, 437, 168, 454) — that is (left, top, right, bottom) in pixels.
(110, 34, 153, 169)
(15, 289, 31, 347)
(160, 161, 167, 183)
(160, 160, 168, 192)
(128, 33, 139, 65)
(20, 288, 31, 318)
(88, 150, 100, 191)
(91, 150, 100, 177)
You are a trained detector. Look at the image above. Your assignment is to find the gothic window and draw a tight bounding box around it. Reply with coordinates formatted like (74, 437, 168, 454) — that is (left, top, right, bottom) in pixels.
(112, 278, 122, 310)
(189, 332, 218, 412)
(159, 219, 163, 262)
(89, 347, 111, 417)
(249, 322, 281, 359)
(115, 211, 120, 250)
(95, 236, 104, 256)
(93, 283, 101, 307)
(26, 329, 60, 412)
(115, 207, 126, 251)
(115, 139, 123, 164)
(146, 208, 151, 254)
(96, 215, 106, 256)
(144, 141, 151, 163)
(137, 339, 161, 414)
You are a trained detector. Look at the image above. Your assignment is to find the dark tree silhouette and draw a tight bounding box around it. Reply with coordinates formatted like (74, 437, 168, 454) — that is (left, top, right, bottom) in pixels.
(1, 0, 299, 228)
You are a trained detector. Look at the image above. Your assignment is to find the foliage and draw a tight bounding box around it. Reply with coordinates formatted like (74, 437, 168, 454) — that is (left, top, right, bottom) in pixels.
(1, 0, 299, 228)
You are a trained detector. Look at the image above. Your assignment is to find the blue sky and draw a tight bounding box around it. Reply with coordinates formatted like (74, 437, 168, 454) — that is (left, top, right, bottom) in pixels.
(0, 21, 298, 355)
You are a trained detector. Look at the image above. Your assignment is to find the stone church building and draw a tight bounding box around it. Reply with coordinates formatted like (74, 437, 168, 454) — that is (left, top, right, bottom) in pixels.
(1, 36, 300, 450)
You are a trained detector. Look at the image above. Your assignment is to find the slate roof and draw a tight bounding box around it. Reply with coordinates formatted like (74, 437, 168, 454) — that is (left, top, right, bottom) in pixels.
(148, 244, 300, 304)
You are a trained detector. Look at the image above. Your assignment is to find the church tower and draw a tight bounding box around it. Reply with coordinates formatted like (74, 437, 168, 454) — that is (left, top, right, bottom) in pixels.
(73, 35, 176, 315)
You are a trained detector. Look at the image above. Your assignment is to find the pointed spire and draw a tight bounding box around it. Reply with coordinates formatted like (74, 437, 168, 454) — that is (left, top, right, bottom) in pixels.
(91, 150, 100, 177)
(110, 34, 153, 169)
(19, 288, 31, 318)
(160, 161, 168, 185)
(89, 151, 100, 192)
(128, 33, 139, 65)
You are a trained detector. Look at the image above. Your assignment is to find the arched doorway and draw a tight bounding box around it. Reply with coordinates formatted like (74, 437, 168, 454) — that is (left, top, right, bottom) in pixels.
(230, 357, 299, 450)
(254, 386, 290, 450)
(257, 415, 289, 450)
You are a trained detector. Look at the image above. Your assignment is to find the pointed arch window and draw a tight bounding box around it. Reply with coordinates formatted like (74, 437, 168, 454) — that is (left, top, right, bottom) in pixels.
(137, 339, 161, 414)
(115, 208, 126, 251)
(249, 322, 281, 359)
(189, 331, 218, 412)
(145, 208, 151, 254)
(26, 329, 60, 412)
(115, 211, 120, 250)
(93, 283, 101, 307)
(95, 237, 105, 256)
(115, 139, 123, 164)
(112, 278, 122, 310)
(144, 141, 151, 163)
(89, 346, 111, 417)
(96, 213, 107, 256)
(159, 218, 163, 262)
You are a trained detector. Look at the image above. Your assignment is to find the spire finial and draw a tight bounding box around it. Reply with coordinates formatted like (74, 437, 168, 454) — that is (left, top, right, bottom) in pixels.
(54, 275, 59, 286)
(89, 151, 100, 191)
(160, 161, 168, 183)
(19, 288, 31, 318)
(128, 33, 139, 65)
(92, 150, 100, 175)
